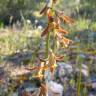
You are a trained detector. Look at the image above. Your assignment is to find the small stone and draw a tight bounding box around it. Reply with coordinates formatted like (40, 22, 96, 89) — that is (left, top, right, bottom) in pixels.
(48, 81, 63, 96)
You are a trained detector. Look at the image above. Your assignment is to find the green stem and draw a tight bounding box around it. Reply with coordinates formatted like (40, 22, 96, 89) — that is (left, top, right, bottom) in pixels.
(77, 63, 82, 96)
(45, 31, 50, 58)
(53, 35, 57, 53)
(43, 31, 50, 96)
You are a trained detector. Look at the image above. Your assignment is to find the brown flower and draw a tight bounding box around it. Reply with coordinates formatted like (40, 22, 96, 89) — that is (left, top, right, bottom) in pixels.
(56, 11, 75, 25)
(57, 33, 73, 47)
(40, 5, 53, 19)
(55, 27, 68, 35)
(26, 50, 64, 75)
(41, 21, 57, 37)
(53, 0, 57, 2)
(41, 24, 49, 37)
(61, 15, 74, 24)
(48, 50, 57, 73)
(47, 8, 53, 19)
(39, 83, 47, 96)
(26, 62, 48, 79)
(40, 4, 48, 15)
(47, 50, 64, 73)
(21, 90, 31, 96)
(41, 18, 68, 37)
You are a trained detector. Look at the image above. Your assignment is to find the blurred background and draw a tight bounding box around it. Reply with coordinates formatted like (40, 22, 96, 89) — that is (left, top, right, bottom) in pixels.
(0, 0, 96, 96)
(0, 0, 96, 54)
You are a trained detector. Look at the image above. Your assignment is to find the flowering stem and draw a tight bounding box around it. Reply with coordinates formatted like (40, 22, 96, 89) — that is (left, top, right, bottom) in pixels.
(53, 33, 57, 53)
(45, 31, 50, 58)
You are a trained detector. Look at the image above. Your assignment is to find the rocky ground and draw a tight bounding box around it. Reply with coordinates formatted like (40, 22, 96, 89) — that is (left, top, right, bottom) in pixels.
(0, 27, 96, 96)
(0, 47, 96, 96)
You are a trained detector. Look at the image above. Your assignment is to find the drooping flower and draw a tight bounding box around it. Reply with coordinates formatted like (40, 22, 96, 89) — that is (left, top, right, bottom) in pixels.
(40, 4, 48, 15)
(45, 49, 64, 73)
(26, 50, 64, 76)
(52, 0, 57, 3)
(26, 62, 48, 79)
(56, 33, 73, 48)
(40, 5, 53, 20)
(56, 11, 75, 25)
(41, 24, 49, 37)
(48, 50, 57, 73)
(41, 21, 57, 37)
(55, 27, 68, 35)
(60, 15, 74, 25)
(41, 18, 68, 37)
(39, 83, 47, 96)
(47, 8, 53, 19)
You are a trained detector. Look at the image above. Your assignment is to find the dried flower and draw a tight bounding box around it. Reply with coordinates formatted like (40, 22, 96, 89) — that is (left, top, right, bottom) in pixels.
(56, 11, 75, 25)
(55, 27, 68, 35)
(52, 0, 57, 3)
(47, 8, 53, 19)
(41, 24, 49, 37)
(40, 4, 48, 14)
(56, 33, 73, 47)
(39, 83, 47, 96)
